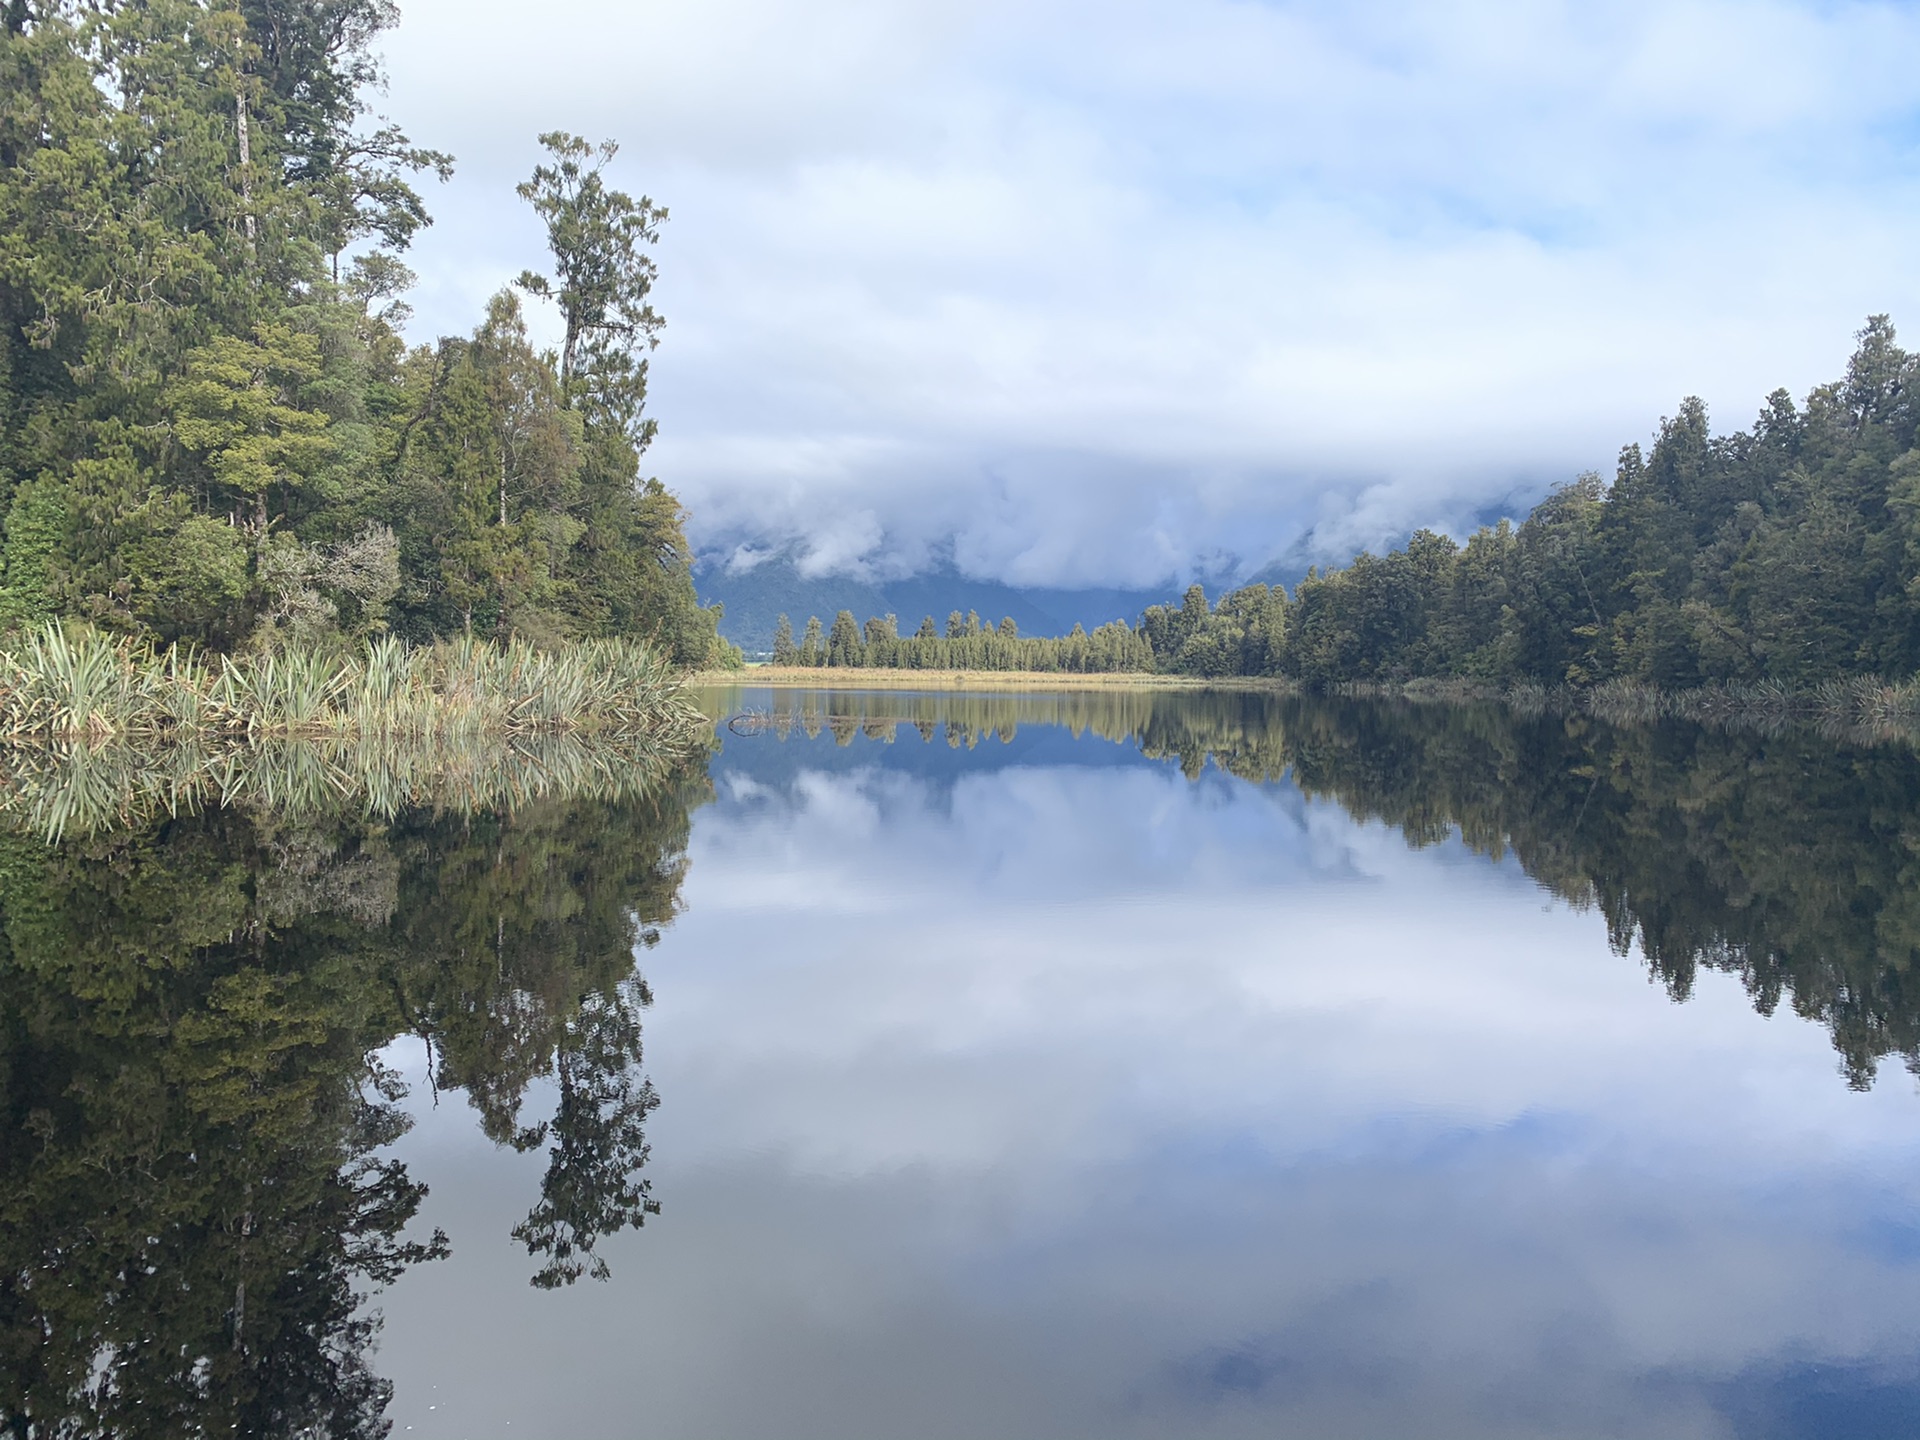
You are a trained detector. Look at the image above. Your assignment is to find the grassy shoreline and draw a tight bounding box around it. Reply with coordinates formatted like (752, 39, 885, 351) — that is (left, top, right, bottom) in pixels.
(0, 627, 704, 744)
(693, 664, 1920, 741)
(691, 666, 1250, 692)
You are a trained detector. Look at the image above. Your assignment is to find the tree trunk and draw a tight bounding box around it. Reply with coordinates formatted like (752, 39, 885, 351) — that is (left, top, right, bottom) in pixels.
(235, 94, 257, 250)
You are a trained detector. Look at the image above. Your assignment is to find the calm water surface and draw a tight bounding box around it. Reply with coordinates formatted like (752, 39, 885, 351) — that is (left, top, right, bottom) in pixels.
(7, 688, 1920, 1438)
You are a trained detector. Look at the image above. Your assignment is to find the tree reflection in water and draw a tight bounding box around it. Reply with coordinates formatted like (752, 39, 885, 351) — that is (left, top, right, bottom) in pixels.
(714, 684, 1920, 1088)
(11, 684, 1920, 1434)
(0, 757, 703, 1437)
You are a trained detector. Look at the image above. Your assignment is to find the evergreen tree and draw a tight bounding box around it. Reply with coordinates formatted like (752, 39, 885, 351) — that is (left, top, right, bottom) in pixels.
(0, 6, 728, 664)
(826, 609, 863, 667)
(771, 613, 798, 665)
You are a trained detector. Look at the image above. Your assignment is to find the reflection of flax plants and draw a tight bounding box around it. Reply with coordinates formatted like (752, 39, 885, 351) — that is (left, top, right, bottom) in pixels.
(0, 629, 706, 838)
(1550, 675, 1920, 745)
(0, 734, 700, 841)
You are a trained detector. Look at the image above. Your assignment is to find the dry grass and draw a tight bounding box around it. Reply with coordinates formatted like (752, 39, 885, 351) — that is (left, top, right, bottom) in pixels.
(691, 665, 1258, 692)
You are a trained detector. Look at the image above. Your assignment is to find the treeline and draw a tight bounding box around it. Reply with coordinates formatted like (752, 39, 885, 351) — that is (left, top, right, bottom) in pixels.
(775, 318, 1920, 688)
(1, 1, 731, 664)
(768, 608, 1154, 672)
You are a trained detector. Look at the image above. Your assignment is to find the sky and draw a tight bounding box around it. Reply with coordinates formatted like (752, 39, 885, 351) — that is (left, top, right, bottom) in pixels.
(380, 0, 1920, 590)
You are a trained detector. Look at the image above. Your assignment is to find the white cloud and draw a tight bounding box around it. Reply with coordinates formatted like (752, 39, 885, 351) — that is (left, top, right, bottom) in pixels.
(381, 0, 1920, 585)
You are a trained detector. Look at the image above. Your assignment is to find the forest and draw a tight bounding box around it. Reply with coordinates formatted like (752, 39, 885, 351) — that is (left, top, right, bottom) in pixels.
(9, 1, 1919, 697)
(0, 0, 731, 666)
(778, 317, 1920, 693)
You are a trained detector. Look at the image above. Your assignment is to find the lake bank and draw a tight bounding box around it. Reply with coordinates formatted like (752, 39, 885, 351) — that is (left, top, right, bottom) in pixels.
(691, 665, 1267, 692)
(695, 666, 1920, 743)
(0, 628, 703, 743)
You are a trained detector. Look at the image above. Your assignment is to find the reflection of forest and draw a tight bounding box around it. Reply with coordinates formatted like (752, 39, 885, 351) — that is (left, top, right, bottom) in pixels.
(11, 687, 1920, 1433)
(717, 686, 1920, 1088)
(0, 770, 702, 1437)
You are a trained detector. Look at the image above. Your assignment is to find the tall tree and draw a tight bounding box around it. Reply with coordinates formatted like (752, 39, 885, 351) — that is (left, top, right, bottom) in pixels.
(771, 612, 798, 665)
(514, 131, 665, 421)
(512, 131, 725, 665)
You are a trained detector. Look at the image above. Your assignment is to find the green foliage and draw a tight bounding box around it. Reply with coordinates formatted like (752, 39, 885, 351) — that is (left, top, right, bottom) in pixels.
(1237, 318, 1920, 690)
(782, 608, 1155, 673)
(770, 612, 798, 665)
(0, 476, 62, 629)
(168, 324, 334, 528)
(796, 317, 1920, 693)
(0, 5, 723, 665)
(514, 131, 665, 426)
(128, 509, 254, 646)
(0, 625, 703, 752)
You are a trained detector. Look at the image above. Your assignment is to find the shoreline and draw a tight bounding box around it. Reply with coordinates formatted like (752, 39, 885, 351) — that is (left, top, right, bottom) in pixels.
(691, 667, 1278, 692)
(688, 666, 1920, 743)
(0, 628, 702, 743)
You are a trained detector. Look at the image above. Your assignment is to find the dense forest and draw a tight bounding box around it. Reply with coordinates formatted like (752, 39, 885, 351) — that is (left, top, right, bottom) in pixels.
(0, 0, 731, 664)
(769, 607, 1155, 672)
(778, 318, 1920, 691)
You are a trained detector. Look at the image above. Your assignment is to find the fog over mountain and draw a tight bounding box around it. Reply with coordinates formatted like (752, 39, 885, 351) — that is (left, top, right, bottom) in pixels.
(383, 0, 1920, 597)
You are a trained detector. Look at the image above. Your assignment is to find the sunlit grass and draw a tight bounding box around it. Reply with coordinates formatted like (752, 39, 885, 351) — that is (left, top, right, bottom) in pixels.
(0, 627, 701, 743)
(0, 627, 709, 839)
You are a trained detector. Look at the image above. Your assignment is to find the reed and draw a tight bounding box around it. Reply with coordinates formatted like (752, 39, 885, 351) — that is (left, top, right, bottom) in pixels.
(0, 626, 702, 745)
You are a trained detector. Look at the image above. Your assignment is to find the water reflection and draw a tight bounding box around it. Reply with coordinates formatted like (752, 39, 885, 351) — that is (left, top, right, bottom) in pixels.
(708, 685, 1920, 1088)
(8, 689, 1920, 1437)
(0, 774, 700, 1435)
(0, 730, 694, 841)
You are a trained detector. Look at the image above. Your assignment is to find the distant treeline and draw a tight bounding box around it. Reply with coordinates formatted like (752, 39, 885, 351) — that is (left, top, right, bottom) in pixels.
(770, 609, 1156, 673)
(776, 318, 1920, 690)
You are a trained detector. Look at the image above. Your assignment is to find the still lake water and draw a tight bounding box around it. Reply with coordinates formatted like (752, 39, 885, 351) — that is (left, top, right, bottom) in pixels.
(8, 687, 1920, 1438)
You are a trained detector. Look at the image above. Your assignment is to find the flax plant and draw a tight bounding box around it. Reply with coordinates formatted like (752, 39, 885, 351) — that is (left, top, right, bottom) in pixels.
(0, 626, 701, 744)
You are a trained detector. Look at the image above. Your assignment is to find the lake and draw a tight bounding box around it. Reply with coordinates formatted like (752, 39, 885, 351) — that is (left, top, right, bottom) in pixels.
(6, 687, 1920, 1439)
